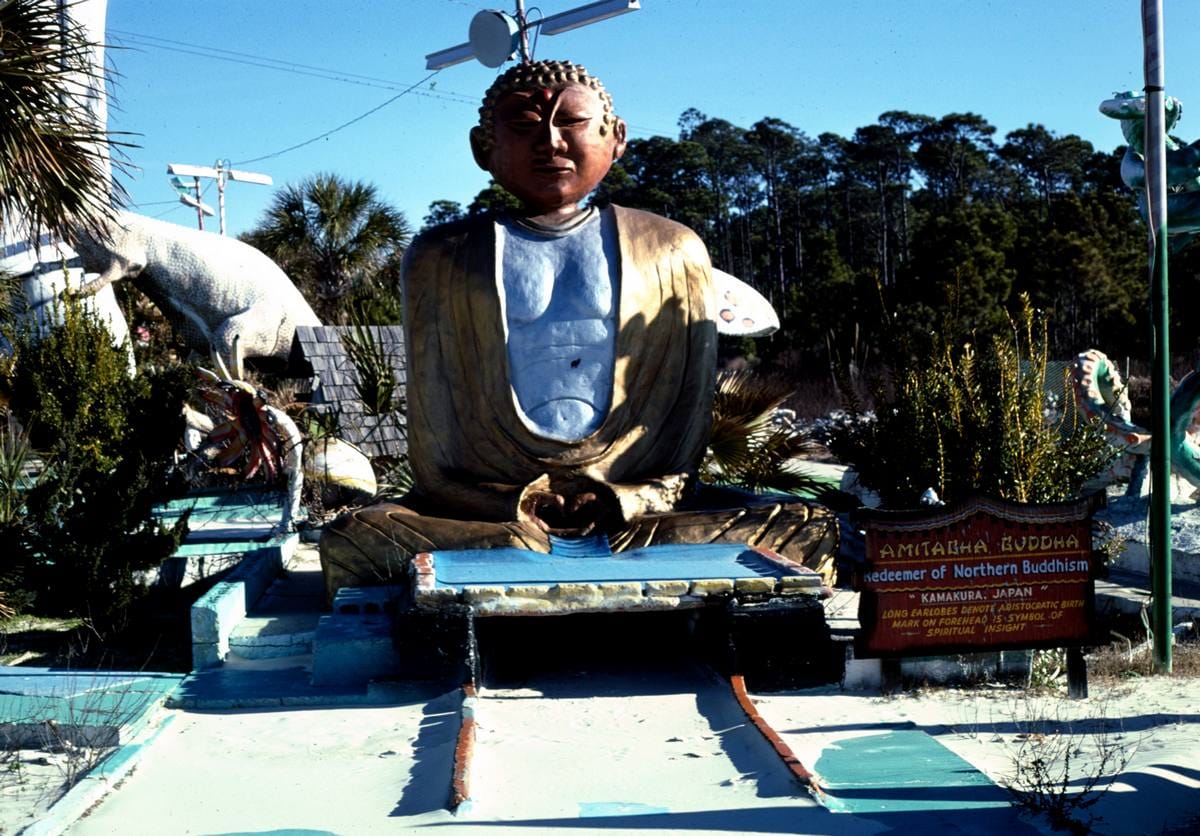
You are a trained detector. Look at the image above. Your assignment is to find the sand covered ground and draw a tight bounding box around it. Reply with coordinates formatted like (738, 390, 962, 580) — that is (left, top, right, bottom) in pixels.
(9, 659, 1182, 835)
(755, 676, 1200, 835)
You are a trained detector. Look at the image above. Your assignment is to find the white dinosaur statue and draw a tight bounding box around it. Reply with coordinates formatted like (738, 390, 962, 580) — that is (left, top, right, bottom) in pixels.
(71, 211, 321, 375)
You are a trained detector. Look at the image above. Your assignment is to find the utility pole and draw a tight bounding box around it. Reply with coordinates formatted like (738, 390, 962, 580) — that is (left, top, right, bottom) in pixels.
(169, 174, 214, 230)
(166, 160, 272, 235)
(1141, 0, 1173, 674)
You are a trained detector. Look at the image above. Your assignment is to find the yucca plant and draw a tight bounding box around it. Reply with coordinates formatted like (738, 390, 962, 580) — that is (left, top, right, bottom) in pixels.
(0, 0, 129, 242)
(829, 295, 1117, 507)
(341, 320, 401, 417)
(702, 369, 826, 496)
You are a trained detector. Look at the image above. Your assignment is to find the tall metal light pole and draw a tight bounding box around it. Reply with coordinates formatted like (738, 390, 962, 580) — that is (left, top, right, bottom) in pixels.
(1142, 0, 1173, 674)
(166, 160, 272, 235)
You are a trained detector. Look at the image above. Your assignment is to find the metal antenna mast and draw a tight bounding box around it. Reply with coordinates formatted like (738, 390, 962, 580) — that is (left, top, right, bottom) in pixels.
(425, 1, 640, 71)
(515, 0, 531, 63)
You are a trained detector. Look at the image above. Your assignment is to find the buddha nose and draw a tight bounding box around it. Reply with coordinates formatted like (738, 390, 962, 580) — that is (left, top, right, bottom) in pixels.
(537, 122, 568, 153)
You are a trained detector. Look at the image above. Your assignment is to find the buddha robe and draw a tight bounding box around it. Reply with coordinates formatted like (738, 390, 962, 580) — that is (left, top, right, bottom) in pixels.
(319, 205, 836, 600)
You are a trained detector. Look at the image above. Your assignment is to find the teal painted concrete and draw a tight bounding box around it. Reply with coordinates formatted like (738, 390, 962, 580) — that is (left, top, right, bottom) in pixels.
(168, 665, 446, 709)
(0, 669, 181, 748)
(311, 613, 400, 687)
(22, 713, 177, 836)
(156, 488, 291, 513)
(174, 536, 289, 558)
(816, 730, 1013, 814)
(155, 501, 292, 522)
(191, 543, 290, 668)
(205, 831, 338, 836)
(156, 487, 299, 559)
(579, 801, 671, 817)
(153, 489, 304, 550)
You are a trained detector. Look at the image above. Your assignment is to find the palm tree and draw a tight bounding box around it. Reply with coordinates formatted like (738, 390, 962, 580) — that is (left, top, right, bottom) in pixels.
(242, 173, 412, 324)
(0, 0, 125, 243)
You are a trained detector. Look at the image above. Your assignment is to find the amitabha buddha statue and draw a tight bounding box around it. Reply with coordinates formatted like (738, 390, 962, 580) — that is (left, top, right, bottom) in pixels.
(318, 60, 836, 600)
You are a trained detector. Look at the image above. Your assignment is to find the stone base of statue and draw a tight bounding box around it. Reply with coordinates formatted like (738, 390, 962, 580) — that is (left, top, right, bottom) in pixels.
(378, 532, 835, 689)
(319, 489, 839, 604)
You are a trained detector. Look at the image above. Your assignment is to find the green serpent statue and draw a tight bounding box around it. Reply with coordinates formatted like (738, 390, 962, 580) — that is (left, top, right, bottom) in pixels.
(1073, 349, 1200, 492)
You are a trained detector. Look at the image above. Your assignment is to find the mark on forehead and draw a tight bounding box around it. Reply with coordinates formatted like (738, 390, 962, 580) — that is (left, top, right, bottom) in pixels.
(539, 88, 554, 102)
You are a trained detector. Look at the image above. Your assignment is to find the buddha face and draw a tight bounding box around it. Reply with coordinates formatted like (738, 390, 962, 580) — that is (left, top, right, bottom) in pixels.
(473, 83, 627, 217)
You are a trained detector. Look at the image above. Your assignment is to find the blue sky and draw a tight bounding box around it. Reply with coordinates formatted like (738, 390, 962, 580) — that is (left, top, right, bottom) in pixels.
(103, 1, 1200, 238)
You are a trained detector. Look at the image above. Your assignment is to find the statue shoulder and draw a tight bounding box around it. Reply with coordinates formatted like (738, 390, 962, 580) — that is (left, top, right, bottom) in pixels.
(405, 214, 492, 277)
(609, 204, 710, 266)
(410, 214, 489, 252)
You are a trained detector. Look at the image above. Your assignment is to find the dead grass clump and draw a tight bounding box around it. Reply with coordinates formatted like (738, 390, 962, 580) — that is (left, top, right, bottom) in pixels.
(1086, 632, 1200, 683)
(785, 378, 848, 420)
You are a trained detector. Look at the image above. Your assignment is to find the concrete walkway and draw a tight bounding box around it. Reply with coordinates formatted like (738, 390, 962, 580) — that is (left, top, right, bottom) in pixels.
(9, 549, 1196, 834)
(67, 661, 1053, 835)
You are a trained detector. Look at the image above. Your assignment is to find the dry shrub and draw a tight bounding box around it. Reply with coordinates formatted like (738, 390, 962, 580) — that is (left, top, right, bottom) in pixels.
(1087, 633, 1200, 683)
(1000, 691, 1141, 835)
(785, 378, 848, 420)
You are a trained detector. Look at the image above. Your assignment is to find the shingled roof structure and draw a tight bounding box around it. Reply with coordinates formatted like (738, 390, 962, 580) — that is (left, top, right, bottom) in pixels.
(289, 325, 407, 460)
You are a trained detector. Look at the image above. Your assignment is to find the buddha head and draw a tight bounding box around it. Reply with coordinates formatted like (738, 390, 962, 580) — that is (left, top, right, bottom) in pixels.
(470, 60, 628, 217)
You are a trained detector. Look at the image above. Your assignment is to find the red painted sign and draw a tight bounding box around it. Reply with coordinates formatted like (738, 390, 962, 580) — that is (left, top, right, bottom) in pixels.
(855, 494, 1101, 657)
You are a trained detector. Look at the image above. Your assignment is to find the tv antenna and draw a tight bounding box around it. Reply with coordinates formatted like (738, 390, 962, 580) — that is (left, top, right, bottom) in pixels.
(166, 160, 272, 234)
(425, 0, 640, 70)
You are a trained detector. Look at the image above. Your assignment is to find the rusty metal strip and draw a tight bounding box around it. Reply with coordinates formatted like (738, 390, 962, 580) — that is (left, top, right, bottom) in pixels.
(449, 682, 477, 811)
(729, 674, 823, 797)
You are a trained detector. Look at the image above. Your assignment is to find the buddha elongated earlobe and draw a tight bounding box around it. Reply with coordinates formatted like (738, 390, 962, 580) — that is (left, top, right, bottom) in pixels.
(612, 119, 628, 162)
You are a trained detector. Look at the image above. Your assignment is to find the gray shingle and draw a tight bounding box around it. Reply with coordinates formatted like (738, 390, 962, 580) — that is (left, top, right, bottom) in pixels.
(290, 325, 408, 458)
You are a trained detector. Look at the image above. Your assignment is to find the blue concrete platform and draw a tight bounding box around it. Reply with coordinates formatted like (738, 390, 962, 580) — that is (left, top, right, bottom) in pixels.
(416, 535, 824, 616)
(429, 537, 801, 588)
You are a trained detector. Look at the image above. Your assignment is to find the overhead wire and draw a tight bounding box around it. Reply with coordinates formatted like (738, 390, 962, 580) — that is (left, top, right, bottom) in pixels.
(113, 26, 675, 175)
(112, 30, 450, 90)
(109, 29, 476, 101)
(112, 28, 674, 137)
(151, 180, 214, 220)
(233, 68, 443, 165)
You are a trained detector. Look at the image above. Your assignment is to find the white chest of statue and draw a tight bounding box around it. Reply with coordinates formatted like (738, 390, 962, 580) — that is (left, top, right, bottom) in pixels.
(496, 207, 619, 442)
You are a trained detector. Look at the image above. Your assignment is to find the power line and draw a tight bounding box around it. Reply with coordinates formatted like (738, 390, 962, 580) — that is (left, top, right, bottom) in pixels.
(109, 28, 676, 136)
(233, 69, 443, 165)
(151, 181, 214, 220)
(109, 29, 477, 102)
(112, 28, 673, 168)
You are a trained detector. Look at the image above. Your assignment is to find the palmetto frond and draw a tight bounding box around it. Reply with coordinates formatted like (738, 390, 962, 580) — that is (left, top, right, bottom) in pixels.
(0, 0, 130, 242)
(703, 369, 825, 495)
